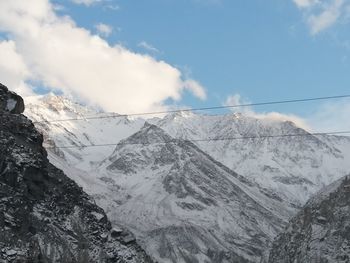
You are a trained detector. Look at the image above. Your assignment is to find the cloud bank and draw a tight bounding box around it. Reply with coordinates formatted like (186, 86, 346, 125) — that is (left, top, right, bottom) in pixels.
(0, 0, 206, 114)
(0, 40, 32, 96)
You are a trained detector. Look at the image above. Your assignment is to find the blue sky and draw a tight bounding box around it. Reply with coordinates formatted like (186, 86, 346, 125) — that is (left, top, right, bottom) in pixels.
(52, 0, 350, 116)
(0, 0, 349, 130)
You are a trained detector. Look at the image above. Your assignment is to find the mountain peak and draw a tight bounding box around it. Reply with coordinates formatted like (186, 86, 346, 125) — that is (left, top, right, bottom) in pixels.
(98, 113, 287, 263)
(121, 122, 174, 145)
(162, 110, 196, 121)
(26, 93, 96, 115)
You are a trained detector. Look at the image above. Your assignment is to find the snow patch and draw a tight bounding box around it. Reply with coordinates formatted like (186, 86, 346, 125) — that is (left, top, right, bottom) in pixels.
(6, 98, 16, 111)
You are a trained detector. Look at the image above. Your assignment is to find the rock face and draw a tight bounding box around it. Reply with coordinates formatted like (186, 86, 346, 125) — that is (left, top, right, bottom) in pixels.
(268, 176, 350, 263)
(0, 84, 152, 263)
(0, 83, 24, 114)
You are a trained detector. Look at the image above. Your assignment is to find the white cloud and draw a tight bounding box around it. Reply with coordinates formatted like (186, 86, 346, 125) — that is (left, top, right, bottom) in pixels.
(0, 0, 206, 114)
(253, 112, 311, 131)
(71, 0, 102, 6)
(184, 80, 207, 100)
(95, 23, 113, 37)
(308, 0, 345, 34)
(224, 94, 350, 133)
(224, 94, 310, 130)
(0, 40, 33, 96)
(105, 4, 120, 11)
(224, 94, 253, 113)
(292, 0, 349, 34)
(138, 41, 160, 53)
(293, 0, 319, 8)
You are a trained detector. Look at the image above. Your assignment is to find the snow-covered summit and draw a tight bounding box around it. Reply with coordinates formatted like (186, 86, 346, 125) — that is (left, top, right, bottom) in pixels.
(26, 93, 101, 119)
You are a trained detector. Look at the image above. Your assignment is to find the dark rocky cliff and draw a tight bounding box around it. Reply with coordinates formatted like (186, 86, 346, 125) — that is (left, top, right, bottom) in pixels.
(268, 176, 350, 263)
(0, 83, 153, 263)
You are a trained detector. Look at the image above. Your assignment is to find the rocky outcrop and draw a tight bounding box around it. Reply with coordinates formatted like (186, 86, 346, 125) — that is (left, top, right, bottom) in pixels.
(0, 83, 152, 263)
(0, 83, 24, 114)
(268, 176, 350, 263)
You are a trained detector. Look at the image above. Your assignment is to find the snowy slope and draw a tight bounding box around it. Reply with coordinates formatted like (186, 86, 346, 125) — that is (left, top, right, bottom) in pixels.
(25, 94, 144, 170)
(45, 123, 290, 262)
(150, 112, 350, 208)
(90, 123, 289, 262)
(24, 95, 350, 262)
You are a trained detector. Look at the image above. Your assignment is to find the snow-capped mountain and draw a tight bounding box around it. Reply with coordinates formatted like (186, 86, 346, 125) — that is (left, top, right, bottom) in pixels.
(96, 123, 290, 262)
(151, 112, 350, 209)
(26, 95, 350, 209)
(24, 94, 350, 262)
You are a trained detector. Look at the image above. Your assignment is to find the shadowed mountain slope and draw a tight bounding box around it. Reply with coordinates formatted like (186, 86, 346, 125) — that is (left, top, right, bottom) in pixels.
(0, 83, 152, 263)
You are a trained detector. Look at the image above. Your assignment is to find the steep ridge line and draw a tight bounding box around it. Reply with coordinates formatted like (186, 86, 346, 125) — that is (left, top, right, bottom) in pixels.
(32, 94, 350, 123)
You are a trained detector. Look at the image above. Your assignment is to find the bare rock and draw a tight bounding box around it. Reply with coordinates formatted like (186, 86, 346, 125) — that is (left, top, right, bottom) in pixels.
(0, 83, 24, 114)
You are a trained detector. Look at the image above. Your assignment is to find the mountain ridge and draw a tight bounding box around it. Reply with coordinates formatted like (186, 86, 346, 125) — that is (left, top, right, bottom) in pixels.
(24, 94, 350, 262)
(95, 122, 287, 262)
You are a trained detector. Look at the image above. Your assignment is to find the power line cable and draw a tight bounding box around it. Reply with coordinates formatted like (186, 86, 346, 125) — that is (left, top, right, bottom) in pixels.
(33, 94, 350, 124)
(44, 130, 350, 149)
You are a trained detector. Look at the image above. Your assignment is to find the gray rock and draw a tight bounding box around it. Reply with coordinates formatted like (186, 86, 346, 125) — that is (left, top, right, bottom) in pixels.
(269, 176, 350, 263)
(0, 83, 153, 263)
(111, 227, 123, 238)
(0, 83, 24, 114)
